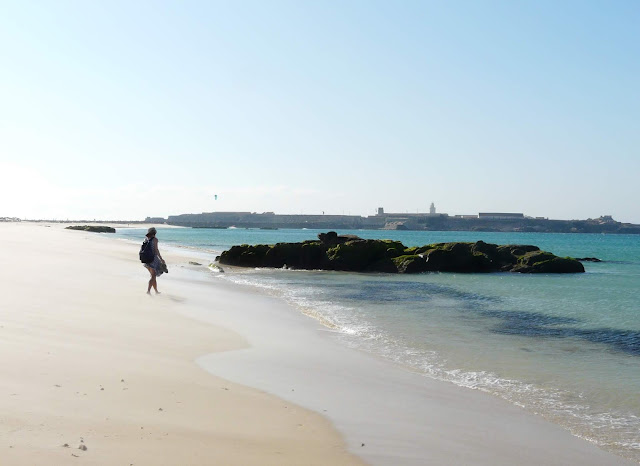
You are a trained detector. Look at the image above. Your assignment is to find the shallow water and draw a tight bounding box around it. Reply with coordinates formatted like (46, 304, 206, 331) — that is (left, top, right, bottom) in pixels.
(118, 227, 640, 461)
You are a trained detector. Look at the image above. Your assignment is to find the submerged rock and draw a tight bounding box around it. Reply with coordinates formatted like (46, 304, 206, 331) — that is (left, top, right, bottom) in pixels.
(208, 264, 225, 273)
(218, 233, 584, 274)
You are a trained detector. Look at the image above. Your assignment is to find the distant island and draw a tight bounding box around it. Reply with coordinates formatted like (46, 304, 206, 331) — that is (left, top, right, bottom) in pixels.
(148, 208, 640, 234)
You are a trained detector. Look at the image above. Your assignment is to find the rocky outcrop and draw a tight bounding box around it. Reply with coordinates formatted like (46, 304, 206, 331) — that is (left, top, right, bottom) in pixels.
(65, 225, 116, 233)
(217, 232, 585, 274)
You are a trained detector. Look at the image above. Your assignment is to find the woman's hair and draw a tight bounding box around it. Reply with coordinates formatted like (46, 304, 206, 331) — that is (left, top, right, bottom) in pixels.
(146, 227, 157, 238)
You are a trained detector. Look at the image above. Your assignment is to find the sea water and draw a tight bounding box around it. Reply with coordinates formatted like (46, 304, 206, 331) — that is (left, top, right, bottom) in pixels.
(117, 228, 640, 461)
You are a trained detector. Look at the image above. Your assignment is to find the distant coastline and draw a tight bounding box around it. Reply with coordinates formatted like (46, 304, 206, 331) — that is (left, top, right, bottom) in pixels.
(6, 213, 639, 234)
(147, 211, 640, 234)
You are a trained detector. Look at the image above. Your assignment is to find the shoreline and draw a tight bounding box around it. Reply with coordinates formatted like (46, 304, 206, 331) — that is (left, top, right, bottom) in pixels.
(114, 226, 635, 464)
(150, 230, 636, 465)
(2, 223, 634, 465)
(115, 224, 636, 464)
(187, 276, 634, 465)
(0, 223, 362, 465)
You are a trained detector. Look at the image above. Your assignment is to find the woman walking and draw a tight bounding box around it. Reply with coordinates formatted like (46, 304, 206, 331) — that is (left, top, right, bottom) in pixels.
(142, 227, 166, 294)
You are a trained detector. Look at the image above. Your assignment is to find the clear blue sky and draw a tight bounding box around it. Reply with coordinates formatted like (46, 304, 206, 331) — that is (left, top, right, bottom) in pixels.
(1, 0, 638, 222)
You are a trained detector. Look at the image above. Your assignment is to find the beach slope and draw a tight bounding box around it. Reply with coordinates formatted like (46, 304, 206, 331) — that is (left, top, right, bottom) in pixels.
(0, 223, 361, 466)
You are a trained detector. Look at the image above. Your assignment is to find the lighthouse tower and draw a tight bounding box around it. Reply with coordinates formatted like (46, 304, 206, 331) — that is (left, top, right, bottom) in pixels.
(429, 202, 436, 215)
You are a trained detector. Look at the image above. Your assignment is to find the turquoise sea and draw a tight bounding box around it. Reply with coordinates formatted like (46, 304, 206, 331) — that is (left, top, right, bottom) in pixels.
(117, 228, 640, 462)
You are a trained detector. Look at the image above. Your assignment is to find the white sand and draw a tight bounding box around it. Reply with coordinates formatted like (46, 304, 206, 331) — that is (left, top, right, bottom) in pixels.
(0, 223, 361, 465)
(0, 222, 634, 465)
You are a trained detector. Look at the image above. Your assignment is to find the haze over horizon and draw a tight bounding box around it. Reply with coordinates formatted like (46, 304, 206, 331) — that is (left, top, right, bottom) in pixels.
(10, 209, 638, 225)
(1, 1, 638, 223)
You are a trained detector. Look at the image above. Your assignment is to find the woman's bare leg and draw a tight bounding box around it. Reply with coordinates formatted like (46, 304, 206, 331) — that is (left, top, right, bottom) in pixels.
(147, 267, 157, 294)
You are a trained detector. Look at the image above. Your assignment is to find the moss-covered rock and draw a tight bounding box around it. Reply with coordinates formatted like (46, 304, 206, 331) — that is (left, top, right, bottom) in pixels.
(318, 231, 361, 245)
(326, 239, 401, 272)
(518, 251, 557, 267)
(531, 257, 584, 273)
(219, 244, 270, 267)
(217, 233, 584, 274)
(413, 243, 494, 273)
(512, 255, 585, 273)
(393, 254, 430, 273)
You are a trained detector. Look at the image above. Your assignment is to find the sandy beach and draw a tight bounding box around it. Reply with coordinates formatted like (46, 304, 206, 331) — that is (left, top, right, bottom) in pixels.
(0, 223, 634, 465)
(0, 223, 361, 465)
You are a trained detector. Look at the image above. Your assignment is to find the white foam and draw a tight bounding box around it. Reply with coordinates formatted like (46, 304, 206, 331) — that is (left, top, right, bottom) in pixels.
(214, 269, 640, 462)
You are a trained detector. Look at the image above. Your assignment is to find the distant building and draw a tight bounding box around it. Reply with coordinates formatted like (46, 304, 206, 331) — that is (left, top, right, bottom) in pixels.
(478, 212, 524, 219)
(152, 210, 638, 233)
(375, 205, 446, 218)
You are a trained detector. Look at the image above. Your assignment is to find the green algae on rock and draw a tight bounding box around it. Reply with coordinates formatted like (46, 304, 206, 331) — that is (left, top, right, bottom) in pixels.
(218, 232, 585, 274)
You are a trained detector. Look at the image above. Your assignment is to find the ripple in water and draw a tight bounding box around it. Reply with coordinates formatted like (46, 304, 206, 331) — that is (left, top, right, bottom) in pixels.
(219, 268, 640, 463)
